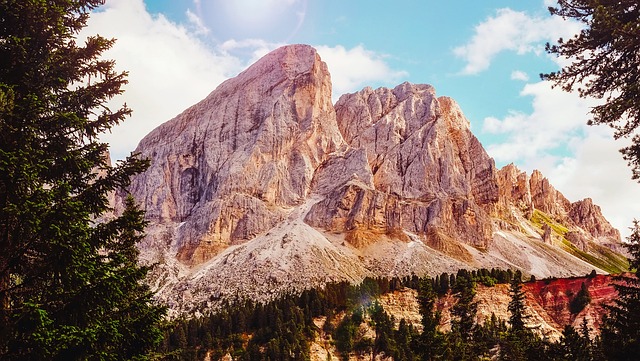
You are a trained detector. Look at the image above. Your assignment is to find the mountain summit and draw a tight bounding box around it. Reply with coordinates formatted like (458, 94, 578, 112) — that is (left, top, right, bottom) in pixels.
(123, 44, 625, 314)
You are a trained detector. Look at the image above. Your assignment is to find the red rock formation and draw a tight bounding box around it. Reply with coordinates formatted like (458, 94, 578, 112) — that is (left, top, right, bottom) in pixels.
(524, 274, 619, 334)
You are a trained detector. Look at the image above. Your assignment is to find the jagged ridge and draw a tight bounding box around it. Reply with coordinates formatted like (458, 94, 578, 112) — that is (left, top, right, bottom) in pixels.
(121, 44, 626, 315)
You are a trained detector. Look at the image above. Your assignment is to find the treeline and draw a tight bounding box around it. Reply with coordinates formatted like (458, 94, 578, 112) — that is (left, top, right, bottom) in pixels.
(159, 268, 604, 360)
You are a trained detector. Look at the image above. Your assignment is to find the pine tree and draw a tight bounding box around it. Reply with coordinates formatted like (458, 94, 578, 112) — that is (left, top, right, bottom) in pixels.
(448, 271, 478, 360)
(500, 272, 535, 361)
(413, 277, 444, 360)
(543, 0, 640, 179)
(369, 301, 395, 357)
(451, 271, 477, 342)
(570, 282, 592, 315)
(0, 1, 165, 359)
(599, 221, 640, 360)
(394, 319, 416, 361)
(558, 324, 592, 361)
(507, 273, 527, 334)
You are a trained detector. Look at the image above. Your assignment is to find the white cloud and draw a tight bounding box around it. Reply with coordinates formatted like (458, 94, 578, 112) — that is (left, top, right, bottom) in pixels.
(186, 8, 210, 35)
(220, 38, 284, 63)
(82, 0, 243, 160)
(483, 81, 593, 164)
(454, 8, 582, 74)
(315, 45, 409, 100)
(511, 70, 530, 81)
(483, 80, 640, 237)
(544, 128, 640, 239)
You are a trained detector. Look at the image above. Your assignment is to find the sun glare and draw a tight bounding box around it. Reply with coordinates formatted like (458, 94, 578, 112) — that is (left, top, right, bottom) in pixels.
(197, 0, 307, 42)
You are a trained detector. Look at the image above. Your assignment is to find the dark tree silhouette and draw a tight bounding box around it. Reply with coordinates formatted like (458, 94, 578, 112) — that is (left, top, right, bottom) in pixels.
(543, 0, 640, 179)
(0, 1, 165, 359)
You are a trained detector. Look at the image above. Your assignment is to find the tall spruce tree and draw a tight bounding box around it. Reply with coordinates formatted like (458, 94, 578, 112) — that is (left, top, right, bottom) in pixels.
(599, 221, 640, 360)
(507, 272, 527, 335)
(0, 1, 165, 360)
(449, 271, 478, 360)
(543, 0, 640, 179)
(500, 272, 534, 361)
(544, 2, 640, 359)
(414, 277, 444, 361)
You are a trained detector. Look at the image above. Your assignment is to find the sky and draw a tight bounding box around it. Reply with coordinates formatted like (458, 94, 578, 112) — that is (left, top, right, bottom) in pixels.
(82, 0, 640, 238)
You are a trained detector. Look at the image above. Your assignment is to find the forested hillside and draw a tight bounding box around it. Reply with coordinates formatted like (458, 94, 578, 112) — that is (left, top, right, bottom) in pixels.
(159, 270, 624, 360)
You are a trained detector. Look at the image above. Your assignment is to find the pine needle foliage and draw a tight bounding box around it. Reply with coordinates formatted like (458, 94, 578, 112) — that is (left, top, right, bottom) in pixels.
(543, 0, 640, 179)
(0, 1, 166, 359)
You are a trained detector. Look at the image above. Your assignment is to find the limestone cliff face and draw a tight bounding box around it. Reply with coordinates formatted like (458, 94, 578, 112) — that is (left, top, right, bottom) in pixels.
(496, 163, 533, 218)
(317, 84, 499, 250)
(129, 44, 343, 264)
(569, 198, 621, 244)
(124, 44, 626, 314)
(530, 169, 572, 220)
(495, 165, 622, 250)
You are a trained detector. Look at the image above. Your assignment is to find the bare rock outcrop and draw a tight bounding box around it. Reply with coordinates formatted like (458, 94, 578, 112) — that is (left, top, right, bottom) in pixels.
(496, 164, 622, 249)
(129, 44, 343, 264)
(328, 83, 498, 249)
(121, 44, 626, 314)
(569, 198, 621, 246)
(530, 169, 572, 220)
(496, 163, 533, 218)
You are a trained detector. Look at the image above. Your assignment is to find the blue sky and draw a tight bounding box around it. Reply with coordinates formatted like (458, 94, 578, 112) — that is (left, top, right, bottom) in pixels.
(84, 0, 640, 236)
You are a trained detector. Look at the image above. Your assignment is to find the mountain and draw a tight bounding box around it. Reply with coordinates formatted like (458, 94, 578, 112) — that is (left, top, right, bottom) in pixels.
(121, 44, 626, 314)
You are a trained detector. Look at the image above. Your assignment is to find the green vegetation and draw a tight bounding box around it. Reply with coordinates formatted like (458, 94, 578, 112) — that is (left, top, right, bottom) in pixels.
(530, 209, 569, 235)
(560, 238, 629, 274)
(600, 222, 640, 360)
(545, 1, 640, 358)
(160, 270, 616, 360)
(530, 209, 628, 273)
(543, 0, 640, 180)
(0, 1, 166, 359)
(569, 282, 592, 315)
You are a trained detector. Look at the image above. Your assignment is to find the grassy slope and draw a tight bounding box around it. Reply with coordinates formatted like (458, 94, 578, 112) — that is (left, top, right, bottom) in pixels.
(529, 209, 628, 274)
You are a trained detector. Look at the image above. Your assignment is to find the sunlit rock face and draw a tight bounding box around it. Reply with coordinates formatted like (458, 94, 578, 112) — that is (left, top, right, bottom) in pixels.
(123, 44, 624, 314)
(128, 44, 343, 264)
(311, 84, 499, 250)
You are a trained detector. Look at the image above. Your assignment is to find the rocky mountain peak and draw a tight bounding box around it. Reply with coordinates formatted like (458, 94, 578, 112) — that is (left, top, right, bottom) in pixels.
(128, 44, 343, 265)
(569, 198, 621, 245)
(122, 45, 626, 314)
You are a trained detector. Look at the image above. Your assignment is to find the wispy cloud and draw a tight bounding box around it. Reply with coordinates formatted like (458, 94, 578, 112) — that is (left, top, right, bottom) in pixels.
(454, 8, 582, 75)
(186, 8, 209, 35)
(510, 70, 530, 81)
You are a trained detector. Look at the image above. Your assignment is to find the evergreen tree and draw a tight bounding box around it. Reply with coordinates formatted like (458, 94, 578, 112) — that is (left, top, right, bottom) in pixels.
(570, 282, 591, 315)
(507, 273, 527, 334)
(448, 271, 478, 360)
(413, 277, 444, 360)
(394, 319, 416, 361)
(557, 324, 592, 361)
(369, 301, 395, 357)
(451, 271, 477, 342)
(543, 0, 640, 179)
(438, 272, 450, 295)
(500, 272, 537, 361)
(335, 313, 358, 360)
(599, 221, 640, 360)
(0, 1, 165, 359)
